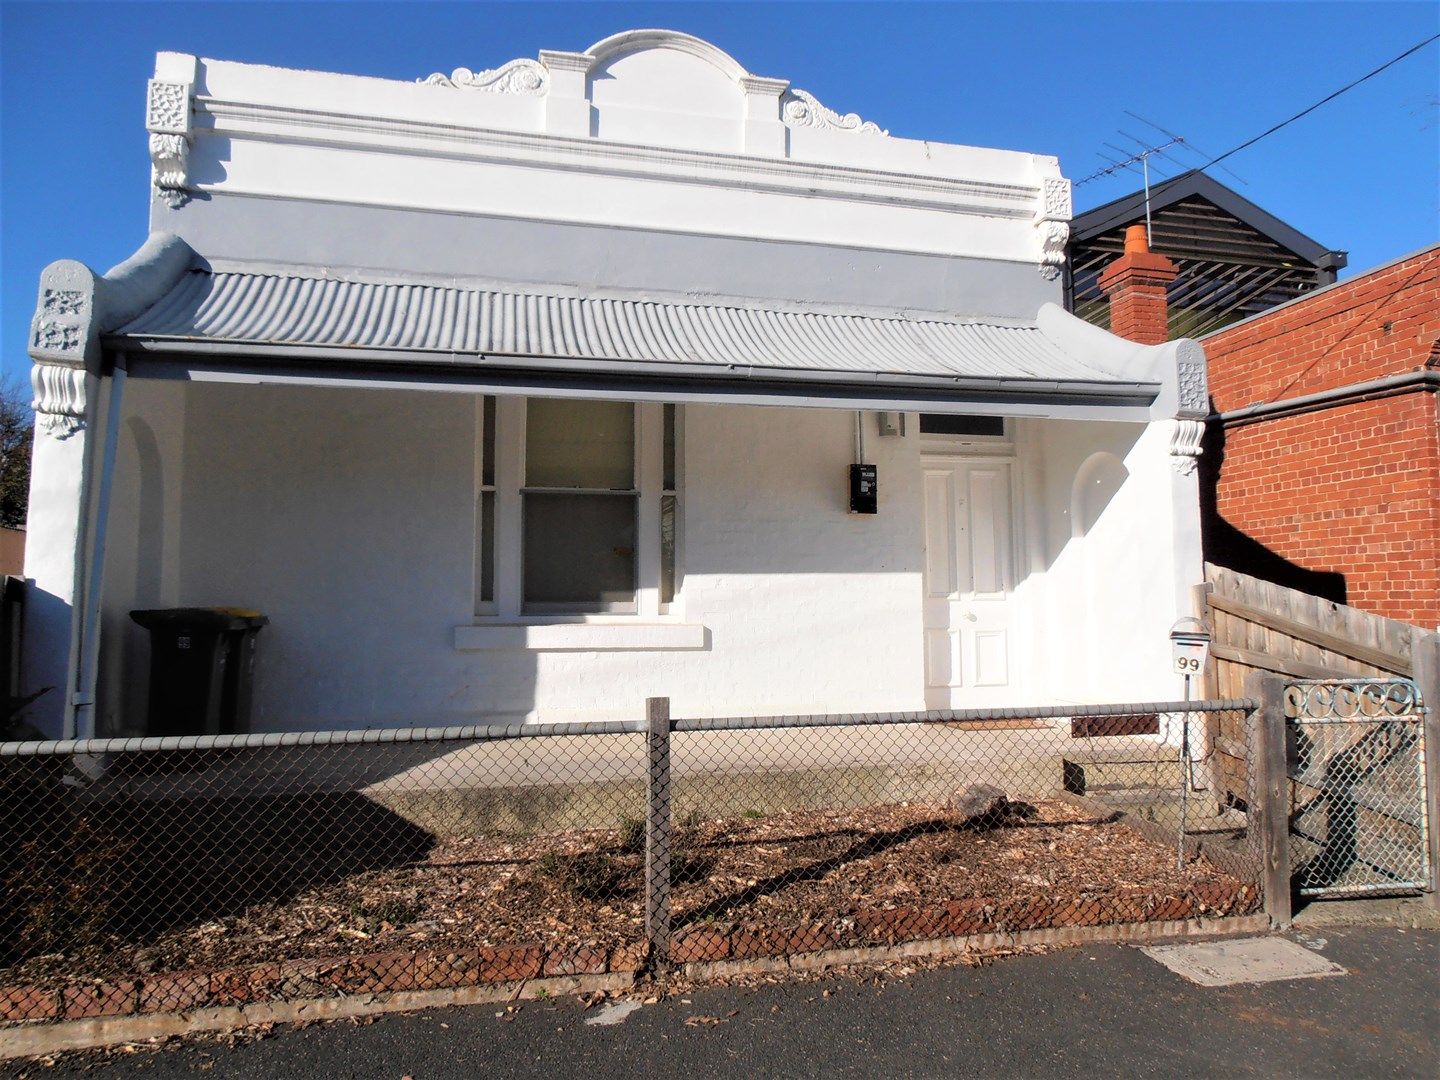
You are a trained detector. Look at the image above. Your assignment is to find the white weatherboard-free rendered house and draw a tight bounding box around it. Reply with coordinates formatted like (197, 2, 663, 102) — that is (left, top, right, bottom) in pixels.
(24, 31, 1210, 739)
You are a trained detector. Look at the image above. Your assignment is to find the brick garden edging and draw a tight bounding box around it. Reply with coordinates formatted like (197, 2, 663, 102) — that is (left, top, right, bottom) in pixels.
(668, 881, 1257, 963)
(0, 880, 1261, 1058)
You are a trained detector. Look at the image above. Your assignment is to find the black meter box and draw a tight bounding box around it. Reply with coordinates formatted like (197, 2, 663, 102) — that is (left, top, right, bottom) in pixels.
(849, 463, 878, 514)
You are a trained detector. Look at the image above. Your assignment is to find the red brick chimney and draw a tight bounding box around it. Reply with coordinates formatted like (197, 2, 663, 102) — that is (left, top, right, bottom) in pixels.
(1098, 224, 1178, 345)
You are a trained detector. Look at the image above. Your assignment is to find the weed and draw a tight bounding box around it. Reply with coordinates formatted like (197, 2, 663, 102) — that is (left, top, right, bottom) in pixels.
(538, 851, 628, 901)
(617, 816, 645, 855)
(347, 896, 422, 930)
(670, 850, 714, 885)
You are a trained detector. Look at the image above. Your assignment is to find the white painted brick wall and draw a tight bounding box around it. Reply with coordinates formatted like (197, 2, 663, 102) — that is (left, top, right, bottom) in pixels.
(95, 382, 1191, 732)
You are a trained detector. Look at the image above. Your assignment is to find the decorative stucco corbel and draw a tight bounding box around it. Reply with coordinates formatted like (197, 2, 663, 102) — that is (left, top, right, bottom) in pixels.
(1169, 418, 1205, 475)
(26, 233, 196, 440)
(29, 259, 98, 438)
(31, 362, 88, 439)
(146, 79, 193, 208)
(1034, 176, 1072, 281)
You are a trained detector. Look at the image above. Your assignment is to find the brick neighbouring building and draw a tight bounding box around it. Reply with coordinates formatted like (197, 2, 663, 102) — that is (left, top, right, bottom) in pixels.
(1198, 243, 1440, 629)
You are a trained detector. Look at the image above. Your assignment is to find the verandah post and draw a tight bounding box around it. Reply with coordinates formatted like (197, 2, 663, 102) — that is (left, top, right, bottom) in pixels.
(1246, 671, 1292, 927)
(644, 696, 673, 963)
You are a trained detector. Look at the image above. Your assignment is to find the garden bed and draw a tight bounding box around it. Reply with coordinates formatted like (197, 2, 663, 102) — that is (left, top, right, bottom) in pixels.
(0, 798, 1258, 1022)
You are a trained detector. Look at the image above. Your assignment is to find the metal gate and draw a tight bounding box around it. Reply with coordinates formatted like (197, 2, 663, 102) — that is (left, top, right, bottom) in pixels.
(1285, 679, 1430, 898)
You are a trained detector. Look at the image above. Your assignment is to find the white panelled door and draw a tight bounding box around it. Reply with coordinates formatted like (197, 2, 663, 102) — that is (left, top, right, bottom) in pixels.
(922, 457, 1015, 708)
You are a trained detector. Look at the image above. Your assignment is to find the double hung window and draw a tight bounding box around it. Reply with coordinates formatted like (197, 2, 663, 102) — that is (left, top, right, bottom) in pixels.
(474, 397, 680, 618)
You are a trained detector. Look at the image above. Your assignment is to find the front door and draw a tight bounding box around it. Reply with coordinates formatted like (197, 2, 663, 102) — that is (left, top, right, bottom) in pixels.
(922, 457, 1015, 708)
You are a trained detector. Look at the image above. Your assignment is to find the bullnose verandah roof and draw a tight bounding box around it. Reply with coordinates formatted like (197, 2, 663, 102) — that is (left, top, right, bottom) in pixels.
(116, 265, 1122, 386)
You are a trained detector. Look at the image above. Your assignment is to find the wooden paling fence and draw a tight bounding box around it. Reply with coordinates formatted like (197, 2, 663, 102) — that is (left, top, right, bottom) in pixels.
(1193, 562, 1430, 835)
(1196, 562, 1415, 693)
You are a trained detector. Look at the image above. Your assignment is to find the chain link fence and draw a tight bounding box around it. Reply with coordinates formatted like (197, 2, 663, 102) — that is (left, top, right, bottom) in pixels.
(662, 701, 1263, 962)
(1284, 680, 1430, 898)
(0, 700, 1264, 1025)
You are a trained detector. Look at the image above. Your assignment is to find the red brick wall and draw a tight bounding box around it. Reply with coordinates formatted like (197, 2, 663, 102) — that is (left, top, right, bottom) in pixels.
(1201, 245, 1440, 628)
(1205, 247, 1440, 411)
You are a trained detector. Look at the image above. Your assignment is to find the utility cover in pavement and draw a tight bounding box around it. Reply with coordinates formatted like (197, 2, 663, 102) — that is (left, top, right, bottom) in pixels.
(1140, 937, 1346, 986)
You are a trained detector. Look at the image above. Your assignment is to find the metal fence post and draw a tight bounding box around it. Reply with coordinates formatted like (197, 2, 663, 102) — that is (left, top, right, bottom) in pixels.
(644, 696, 672, 963)
(1246, 671, 1292, 927)
(1412, 630, 1440, 911)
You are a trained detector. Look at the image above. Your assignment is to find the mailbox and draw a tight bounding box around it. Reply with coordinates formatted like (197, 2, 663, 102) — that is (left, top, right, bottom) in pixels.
(849, 463, 877, 514)
(1169, 616, 1211, 678)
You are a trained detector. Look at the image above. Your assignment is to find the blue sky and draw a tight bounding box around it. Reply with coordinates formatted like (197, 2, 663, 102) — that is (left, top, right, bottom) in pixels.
(3, 1, 1437, 384)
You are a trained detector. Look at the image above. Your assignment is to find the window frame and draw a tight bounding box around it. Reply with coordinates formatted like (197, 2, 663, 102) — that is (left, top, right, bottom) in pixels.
(476, 396, 682, 621)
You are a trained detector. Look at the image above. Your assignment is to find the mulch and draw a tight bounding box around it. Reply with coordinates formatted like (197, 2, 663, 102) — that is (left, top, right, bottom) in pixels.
(1, 798, 1251, 992)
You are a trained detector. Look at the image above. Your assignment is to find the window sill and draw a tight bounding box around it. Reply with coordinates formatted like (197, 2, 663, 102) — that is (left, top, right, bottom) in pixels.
(453, 620, 706, 652)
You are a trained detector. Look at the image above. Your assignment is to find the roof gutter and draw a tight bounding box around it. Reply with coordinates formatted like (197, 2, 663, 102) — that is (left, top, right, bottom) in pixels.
(1216, 369, 1440, 428)
(109, 337, 1162, 414)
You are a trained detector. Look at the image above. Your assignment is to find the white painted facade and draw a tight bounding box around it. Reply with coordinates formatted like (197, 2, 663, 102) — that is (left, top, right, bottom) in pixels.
(24, 31, 1210, 737)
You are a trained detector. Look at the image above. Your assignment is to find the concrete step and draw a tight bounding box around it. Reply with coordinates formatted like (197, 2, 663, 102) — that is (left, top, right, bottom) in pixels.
(1062, 757, 1182, 796)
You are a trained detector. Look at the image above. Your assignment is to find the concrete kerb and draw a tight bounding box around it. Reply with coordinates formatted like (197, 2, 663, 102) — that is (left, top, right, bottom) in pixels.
(0, 972, 637, 1061)
(0, 913, 1272, 1062)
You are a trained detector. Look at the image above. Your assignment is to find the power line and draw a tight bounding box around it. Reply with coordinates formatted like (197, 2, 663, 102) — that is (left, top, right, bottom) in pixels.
(1192, 33, 1440, 173)
(1073, 33, 1440, 237)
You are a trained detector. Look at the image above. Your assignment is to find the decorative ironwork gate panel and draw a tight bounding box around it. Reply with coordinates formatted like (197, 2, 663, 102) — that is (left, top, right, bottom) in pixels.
(1285, 679, 1430, 898)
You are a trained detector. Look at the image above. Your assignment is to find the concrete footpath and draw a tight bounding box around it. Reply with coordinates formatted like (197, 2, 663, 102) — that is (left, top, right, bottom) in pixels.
(4, 918, 1435, 1079)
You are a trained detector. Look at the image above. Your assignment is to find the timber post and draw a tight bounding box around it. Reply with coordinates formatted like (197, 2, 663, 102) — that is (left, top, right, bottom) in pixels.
(1411, 631, 1440, 911)
(1246, 670, 1292, 927)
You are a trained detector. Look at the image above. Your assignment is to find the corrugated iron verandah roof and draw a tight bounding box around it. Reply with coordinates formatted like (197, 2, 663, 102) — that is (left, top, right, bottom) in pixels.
(112, 267, 1138, 390)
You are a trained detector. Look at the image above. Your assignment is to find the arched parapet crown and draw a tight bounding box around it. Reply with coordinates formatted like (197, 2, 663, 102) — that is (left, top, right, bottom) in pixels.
(581, 29, 753, 83)
(424, 30, 887, 149)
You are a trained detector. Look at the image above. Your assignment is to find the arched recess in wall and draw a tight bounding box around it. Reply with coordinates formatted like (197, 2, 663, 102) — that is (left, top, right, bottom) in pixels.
(127, 416, 166, 607)
(1070, 451, 1128, 539)
(98, 416, 166, 737)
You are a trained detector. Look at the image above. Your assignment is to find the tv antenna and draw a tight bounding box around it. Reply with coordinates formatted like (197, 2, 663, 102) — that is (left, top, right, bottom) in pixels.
(1074, 135, 1185, 244)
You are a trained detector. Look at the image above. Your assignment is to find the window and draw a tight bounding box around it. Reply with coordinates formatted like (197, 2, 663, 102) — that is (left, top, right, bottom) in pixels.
(919, 414, 1006, 437)
(524, 399, 638, 612)
(475, 397, 681, 618)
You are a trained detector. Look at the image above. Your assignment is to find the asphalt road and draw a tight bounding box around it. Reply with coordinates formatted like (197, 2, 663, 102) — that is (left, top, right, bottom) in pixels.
(5, 926, 1435, 1079)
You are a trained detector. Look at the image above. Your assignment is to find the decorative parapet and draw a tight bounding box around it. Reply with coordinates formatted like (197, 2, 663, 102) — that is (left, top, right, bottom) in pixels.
(1173, 339, 1209, 418)
(146, 79, 193, 208)
(781, 88, 886, 135)
(1034, 175, 1072, 281)
(421, 58, 551, 95)
(30, 261, 98, 368)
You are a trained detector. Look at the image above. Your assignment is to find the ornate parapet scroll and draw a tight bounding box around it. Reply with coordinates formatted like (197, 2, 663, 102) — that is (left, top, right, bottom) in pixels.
(780, 88, 887, 135)
(422, 58, 551, 95)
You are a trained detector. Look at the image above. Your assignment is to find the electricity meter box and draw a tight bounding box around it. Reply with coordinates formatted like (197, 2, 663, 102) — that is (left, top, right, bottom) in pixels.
(849, 463, 878, 514)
